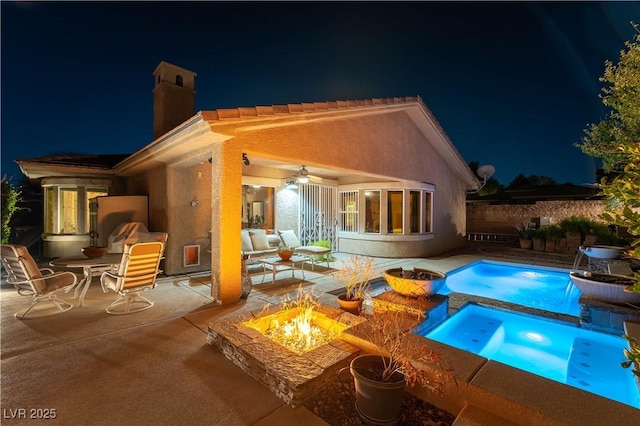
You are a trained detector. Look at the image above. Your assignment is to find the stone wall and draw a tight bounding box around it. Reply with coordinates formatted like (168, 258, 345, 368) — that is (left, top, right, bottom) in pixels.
(466, 200, 608, 234)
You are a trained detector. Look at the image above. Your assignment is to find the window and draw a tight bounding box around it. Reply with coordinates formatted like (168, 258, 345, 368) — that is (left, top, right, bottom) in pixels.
(364, 191, 380, 233)
(424, 192, 433, 233)
(387, 191, 403, 233)
(59, 188, 78, 233)
(339, 191, 358, 232)
(43, 180, 108, 235)
(409, 191, 420, 233)
(176, 75, 183, 87)
(44, 187, 55, 234)
(338, 185, 434, 236)
(86, 189, 107, 231)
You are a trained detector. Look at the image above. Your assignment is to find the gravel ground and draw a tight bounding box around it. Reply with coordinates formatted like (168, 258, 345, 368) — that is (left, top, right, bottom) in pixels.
(304, 377, 455, 426)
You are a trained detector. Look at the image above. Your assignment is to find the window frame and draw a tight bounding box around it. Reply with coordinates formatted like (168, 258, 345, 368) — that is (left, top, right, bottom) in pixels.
(339, 190, 359, 233)
(42, 178, 110, 236)
(364, 190, 381, 234)
(337, 183, 434, 237)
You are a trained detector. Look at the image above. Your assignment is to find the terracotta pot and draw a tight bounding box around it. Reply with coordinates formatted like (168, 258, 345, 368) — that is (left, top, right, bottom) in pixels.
(519, 238, 532, 249)
(532, 238, 545, 251)
(278, 251, 293, 261)
(584, 235, 598, 246)
(337, 294, 363, 315)
(350, 354, 406, 425)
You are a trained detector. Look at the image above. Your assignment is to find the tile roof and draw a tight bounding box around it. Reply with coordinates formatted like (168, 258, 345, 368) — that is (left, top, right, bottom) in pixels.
(200, 96, 423, 120)
(15, 154, 130, 169)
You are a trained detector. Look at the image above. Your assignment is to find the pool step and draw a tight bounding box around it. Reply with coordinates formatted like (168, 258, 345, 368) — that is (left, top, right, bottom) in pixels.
(436, 313, 503, 354)
(566, 337, 638, 407)
(566, 338, 612, 389)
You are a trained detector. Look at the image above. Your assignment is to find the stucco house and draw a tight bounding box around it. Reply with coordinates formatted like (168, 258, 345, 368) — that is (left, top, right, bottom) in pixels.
(16, 61, 480, 304)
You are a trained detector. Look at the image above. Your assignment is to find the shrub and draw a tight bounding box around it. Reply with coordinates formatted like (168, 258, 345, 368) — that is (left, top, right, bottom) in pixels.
(310, 239, 335, 261)
(1, 179, 20, 244)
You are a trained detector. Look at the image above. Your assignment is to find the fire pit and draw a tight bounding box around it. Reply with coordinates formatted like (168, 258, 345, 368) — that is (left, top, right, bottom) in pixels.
(207, 301, 365, 407)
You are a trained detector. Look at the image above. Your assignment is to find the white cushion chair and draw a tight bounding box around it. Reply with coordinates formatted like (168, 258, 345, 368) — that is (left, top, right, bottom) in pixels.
(1, 244, 78, 319)
(277, 230, 331, 271)
(100, 240, 165, 315)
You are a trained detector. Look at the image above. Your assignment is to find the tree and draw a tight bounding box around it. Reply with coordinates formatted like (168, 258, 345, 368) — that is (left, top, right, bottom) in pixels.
(506, 173, 556, 189)
(577, 30, 640, 169)
(577, 28, 640, 377)
(577, 28, 640, 266)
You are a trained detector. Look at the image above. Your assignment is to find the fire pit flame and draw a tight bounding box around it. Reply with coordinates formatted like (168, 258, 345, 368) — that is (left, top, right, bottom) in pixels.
(246, 286, 341, 355)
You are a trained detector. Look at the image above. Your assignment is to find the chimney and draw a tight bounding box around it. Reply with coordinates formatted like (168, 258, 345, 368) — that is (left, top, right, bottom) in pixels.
(152, 61, 197, 140)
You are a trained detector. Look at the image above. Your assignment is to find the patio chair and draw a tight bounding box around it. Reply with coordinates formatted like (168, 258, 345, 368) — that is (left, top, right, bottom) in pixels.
(277, 230, 331, 271)
(1, 244, 77, 319)
(100, 240, 165, 315)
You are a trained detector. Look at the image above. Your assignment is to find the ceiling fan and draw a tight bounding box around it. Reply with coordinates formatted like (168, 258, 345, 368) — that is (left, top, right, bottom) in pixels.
(295, 165, 323, 184)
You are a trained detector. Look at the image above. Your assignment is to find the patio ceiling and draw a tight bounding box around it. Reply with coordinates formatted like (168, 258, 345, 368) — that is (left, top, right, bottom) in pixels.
(241, 156, 390, 185)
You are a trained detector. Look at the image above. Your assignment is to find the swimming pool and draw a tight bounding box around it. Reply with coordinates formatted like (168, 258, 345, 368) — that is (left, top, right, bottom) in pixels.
(440, 260, 580, 316)
(423, 303, 640, 408)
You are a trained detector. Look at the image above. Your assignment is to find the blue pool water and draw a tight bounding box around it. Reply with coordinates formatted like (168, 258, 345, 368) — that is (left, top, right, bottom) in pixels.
(440, 260, 580, 316)
(424, 303, 640, 408)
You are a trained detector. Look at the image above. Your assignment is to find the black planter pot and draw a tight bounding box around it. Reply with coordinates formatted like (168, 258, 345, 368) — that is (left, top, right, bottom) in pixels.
(350, 354, 406, 425)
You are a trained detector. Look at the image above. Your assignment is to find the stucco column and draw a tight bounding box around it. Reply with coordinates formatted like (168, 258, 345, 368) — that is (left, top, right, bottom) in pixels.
(209, 143, 242, 303)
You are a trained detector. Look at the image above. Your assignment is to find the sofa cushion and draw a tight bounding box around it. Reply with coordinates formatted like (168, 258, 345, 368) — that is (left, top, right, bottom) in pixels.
(241, 231, 254, 252)
(295, 246, 330, 255)
(249, 230, 270, 251)
(243, 248, 277, 258)
(278, 230, 301, 248)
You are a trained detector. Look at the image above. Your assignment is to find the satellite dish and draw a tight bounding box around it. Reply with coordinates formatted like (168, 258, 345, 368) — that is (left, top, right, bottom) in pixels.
(477, 164, 496, 180)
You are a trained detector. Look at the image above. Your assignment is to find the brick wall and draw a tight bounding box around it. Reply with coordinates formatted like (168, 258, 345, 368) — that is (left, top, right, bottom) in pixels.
(466, 200, 608, 234)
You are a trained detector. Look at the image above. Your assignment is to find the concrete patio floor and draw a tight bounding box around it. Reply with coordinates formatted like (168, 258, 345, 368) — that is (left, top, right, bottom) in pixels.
(1, 244, 638, 425)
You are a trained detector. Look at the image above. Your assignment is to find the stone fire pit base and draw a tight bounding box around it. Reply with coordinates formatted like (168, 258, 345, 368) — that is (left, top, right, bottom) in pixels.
(207, 304, 365, 407)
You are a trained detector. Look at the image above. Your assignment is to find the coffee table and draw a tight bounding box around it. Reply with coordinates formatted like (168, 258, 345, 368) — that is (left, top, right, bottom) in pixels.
(50, 253, 123, 306)
(259, 255, 307, 283)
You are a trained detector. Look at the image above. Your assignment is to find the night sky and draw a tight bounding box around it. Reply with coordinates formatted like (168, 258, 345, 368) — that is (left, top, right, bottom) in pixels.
(2, 1, 639, 186)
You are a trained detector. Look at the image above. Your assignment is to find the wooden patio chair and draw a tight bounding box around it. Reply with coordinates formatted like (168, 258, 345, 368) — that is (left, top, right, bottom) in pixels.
(100, 240, 165, 315)
(1, 244, 77, 319)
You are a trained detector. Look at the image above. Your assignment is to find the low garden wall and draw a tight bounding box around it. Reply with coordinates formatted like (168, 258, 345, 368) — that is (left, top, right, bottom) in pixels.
(466, 200, 608, 234)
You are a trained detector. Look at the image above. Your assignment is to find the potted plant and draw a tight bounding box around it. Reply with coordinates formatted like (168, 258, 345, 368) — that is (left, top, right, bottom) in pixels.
(334, 256, 375, 314)
(277, 245, 294, 261)
(560, 216, 587, 251)
(542, 224, 564, 253)
(345, 310, 454, 425)
(529, 227, 546, 251)
(515, 222, 532, 249)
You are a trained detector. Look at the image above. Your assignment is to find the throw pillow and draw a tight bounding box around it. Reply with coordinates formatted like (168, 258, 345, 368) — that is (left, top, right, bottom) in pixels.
(249, 231, 270, 251)
(278, 230, 301, 248)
